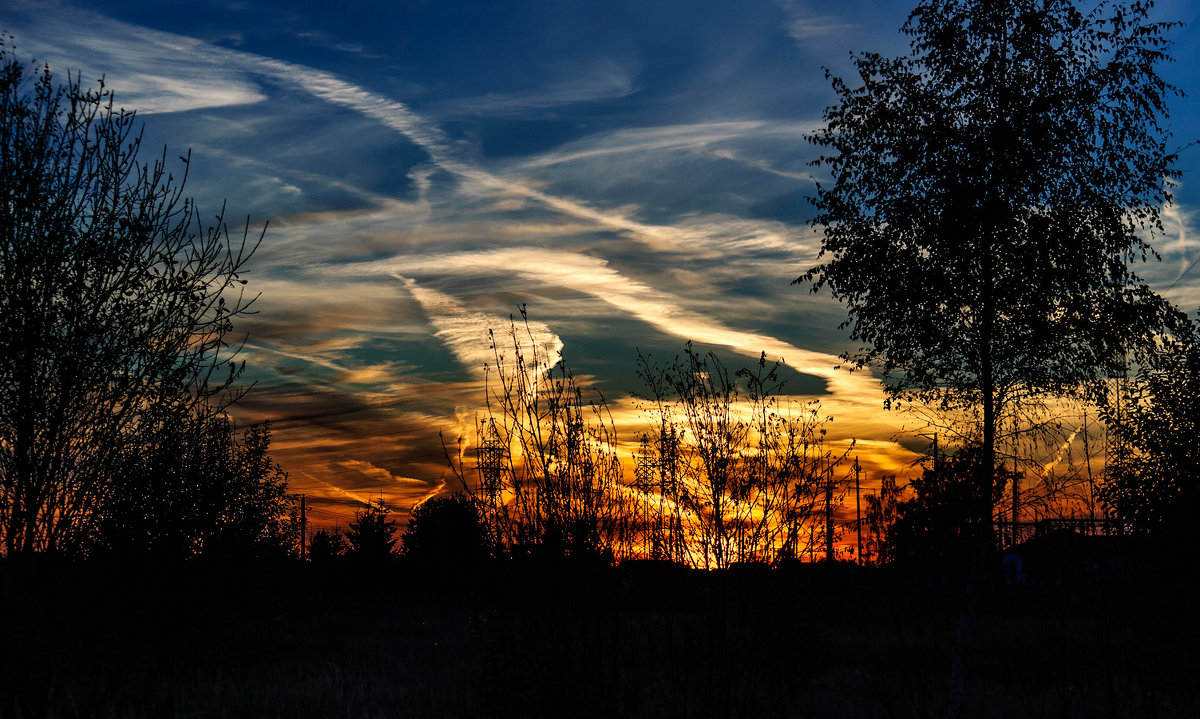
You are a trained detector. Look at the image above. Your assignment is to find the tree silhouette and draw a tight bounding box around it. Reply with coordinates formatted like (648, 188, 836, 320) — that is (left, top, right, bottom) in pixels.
(636, 346, 845, 568)
(402, 494, 489, 567)
(98, 416, 295, 560)
(888, 447, 1016, 571)
(862, 474, 901, 565)
(309, 527, 346, 564)
(0, 40, 262, 556)
(798, 0, 1186, 552)
(445, 309, 632, 563)
(345, 499, 398, 564)
(797, 4, 1187, 714)
(1098, 332, 1200, 538)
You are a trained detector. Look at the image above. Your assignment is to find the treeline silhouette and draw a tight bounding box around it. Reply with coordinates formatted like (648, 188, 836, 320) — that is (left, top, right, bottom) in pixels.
(405, 312, 1196, 577)
(3, 20, 1199, 575)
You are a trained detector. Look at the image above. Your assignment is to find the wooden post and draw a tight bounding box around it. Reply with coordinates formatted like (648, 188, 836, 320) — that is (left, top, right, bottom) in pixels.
(1011, 473, 1020, 547)
(825, 460, 834, 563)
(1083, 410, 1096, 524)
(855, 458, 862, 566)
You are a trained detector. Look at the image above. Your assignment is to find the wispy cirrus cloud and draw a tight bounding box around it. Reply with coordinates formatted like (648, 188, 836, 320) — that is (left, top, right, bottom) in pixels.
(5, 4, 813, 263)
(1, 3, 266, 113)
(188, 43, 813, 260)
(401, 276, 564, 379)
(344, 249, 886, 411)
(773, 0, 856, 45)
(517, 121, 815, 170)
(428, 58, 640, 118)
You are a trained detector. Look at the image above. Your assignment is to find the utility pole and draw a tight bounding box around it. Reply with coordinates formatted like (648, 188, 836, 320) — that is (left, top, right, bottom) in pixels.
(1011, 474, 1020, 547)
(855, 457, 862, 566)
(300, 494, 307, 561)
(1083, 410, 1096, 524)
(825, 459, 835, 563)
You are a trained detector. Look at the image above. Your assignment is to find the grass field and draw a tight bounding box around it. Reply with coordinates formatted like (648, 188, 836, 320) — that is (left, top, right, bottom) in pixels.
(2, 560, 1195, 718)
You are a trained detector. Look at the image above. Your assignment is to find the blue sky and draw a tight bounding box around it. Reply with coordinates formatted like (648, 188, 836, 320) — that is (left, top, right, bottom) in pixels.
(3, 0, 1199, 526)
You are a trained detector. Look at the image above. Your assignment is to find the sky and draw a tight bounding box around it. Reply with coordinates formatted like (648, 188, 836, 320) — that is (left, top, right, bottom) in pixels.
(3, 0, 1199, 531)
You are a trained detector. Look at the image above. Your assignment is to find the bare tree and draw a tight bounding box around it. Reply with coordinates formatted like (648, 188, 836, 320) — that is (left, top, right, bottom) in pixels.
(0, 40, 261, 556)
(442, 316, 849, 567)
(637, 346, 848, 568)
(446, 309, 633, 562)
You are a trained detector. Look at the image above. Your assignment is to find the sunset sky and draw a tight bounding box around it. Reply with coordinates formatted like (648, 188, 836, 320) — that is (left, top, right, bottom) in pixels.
(3, 0, 1199, 529)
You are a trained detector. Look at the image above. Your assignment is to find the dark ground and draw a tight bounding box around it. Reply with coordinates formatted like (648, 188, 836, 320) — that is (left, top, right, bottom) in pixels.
(1, 558, 1195, 718)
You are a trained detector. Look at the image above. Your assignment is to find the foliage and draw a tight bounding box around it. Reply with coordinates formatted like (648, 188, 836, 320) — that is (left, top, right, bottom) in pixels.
(1099, 334, 1200, 536)
(98, 415, 296, 560)
(797, 0, 1187, 545)
(862, 474, 901, 565)
(0, 40, 261, 555)
(886, 447, 1014, 568)
(309, 528, 346, 564)
(345, 499, 398, 563)
(401, 493, 489, 566)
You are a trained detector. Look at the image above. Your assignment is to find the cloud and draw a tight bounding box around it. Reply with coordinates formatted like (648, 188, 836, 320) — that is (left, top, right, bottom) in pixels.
(429, 58, 640, 117)
(0, 4, 266, 113)
(1135, 193, 1200, 309)
(6, 6, 818, 267)
(230, 369, 473, 522)
(339, 459, 429, 486)
(517, 121, 815, 170)
(1162, 200, 1197, 281)
(188, 44, 811, 258)
(773, 0, 857, 45)
(341, 249, 885, 410)
(402, 277, 564, 378)
(708, 148, 814, 182)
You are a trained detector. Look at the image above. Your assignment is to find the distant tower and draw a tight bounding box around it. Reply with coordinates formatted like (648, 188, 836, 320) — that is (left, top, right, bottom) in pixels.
(855, 458, 862, 566)
(477, 420, 508, 545)
(633, 432, 658, 558)
(478, 421, 507, 500)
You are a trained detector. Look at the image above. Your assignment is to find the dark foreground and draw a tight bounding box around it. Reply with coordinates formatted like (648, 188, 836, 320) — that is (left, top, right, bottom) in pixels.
(1, 559, 1195, 719)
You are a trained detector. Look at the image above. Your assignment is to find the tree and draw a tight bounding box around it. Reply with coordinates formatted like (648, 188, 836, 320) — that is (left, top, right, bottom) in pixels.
(98, 416, 296, 561)
(0, 40, 261, 555)
(798, 0, 1186, 550)
(445, 309, 633, 563)
(887, 447, 1016, 571)
(862, 474, 901, 565)
(401, 493, 489, 567)
(636, 345, 846, 568)
(1098, 332, 1200, 537)
(309, 527, 347, 564)
(345, 499, 398, 563)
